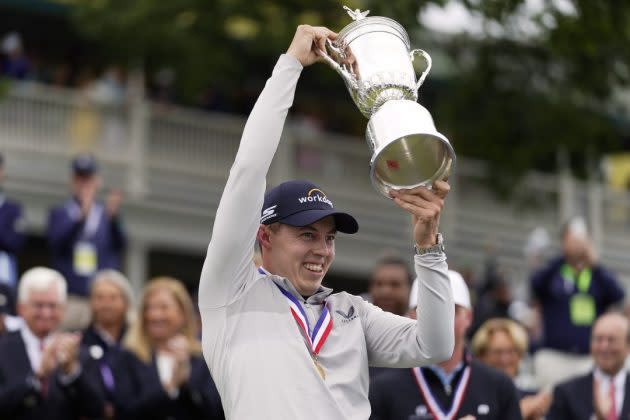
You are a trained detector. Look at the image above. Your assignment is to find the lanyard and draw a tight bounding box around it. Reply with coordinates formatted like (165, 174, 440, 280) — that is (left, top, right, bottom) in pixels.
(258, 267, 333, 378)
(412, 366, 471, 420)
(561, 264, 591, 293)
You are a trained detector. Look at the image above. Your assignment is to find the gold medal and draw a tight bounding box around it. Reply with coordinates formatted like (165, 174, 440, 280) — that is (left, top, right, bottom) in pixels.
(313, 357, 325, 380)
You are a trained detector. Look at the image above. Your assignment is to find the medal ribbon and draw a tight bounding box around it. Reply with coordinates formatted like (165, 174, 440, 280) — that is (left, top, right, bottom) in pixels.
(275, 283, 333, 355)
(412, 366, 471, 420)
(258, 268, 333, 356)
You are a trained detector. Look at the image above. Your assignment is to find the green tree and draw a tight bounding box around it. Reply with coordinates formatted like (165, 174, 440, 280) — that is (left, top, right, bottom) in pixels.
(57, 0, 630, 186)
(441, 0, 630, 183)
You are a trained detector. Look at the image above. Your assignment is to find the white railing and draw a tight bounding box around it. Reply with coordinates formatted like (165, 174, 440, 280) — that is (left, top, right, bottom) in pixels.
(1, 80, 630, 286)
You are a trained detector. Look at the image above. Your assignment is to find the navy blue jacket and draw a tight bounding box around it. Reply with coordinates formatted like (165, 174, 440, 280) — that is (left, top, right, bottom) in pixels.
(0, 197, 26, 287)
(81, 324, 127, 410)
(531, 256, 624, 354)
(0, 330, 105, 420)
(112, 349, 224, 420)
(548, 371, 630, 420)
(81, 324, 126, 350)
(369, 358, 522, 420)
(46, 198, 126, 297)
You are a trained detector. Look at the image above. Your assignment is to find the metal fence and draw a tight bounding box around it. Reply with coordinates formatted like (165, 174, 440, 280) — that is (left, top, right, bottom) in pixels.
(1, 80, 630, 287)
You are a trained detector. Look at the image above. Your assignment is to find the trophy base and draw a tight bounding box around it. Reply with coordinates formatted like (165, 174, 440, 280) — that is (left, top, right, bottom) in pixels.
(366, 100, 455, 197)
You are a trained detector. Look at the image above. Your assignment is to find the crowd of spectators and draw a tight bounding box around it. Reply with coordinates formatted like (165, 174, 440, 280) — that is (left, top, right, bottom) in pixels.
(0, 151, 225, 419)
(2, 145, 630, 418)
(2, 32, 630, 413)
(364, 214, 628, 419)
(0, 31, 359, 137)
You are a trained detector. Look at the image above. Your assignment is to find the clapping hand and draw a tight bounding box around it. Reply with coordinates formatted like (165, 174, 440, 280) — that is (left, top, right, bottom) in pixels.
(38, 338, 58, 379)
(105, 189, 123, 218)
(55, 332, 82, 375)
(166, 335, 191, 391)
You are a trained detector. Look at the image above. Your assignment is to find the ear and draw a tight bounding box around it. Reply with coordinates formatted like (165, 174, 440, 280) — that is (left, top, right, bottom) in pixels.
(257, 225, 273, 251)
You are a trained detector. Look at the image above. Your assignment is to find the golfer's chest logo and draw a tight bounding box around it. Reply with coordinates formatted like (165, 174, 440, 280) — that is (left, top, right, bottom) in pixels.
(335, 305, 358, 323)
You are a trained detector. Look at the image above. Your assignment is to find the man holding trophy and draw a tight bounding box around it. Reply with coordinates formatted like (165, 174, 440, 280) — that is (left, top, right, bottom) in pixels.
(200, 13, 455, 420)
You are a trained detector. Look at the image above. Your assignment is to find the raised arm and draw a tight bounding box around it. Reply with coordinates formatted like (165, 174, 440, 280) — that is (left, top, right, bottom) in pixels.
(199, 26, 337, 309)
(364, 182, 454, 366)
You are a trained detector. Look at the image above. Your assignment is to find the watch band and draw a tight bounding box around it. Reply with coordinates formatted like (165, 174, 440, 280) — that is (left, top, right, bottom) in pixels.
(414, 233, 445, 255)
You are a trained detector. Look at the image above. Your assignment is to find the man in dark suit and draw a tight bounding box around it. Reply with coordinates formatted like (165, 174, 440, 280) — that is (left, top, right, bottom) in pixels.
(370, 270, 522, 420)
(548, 312, 630, 420)
(0, 153, 27, 294)
(47, 154, 126, 330)
(0, 267, 104, 419)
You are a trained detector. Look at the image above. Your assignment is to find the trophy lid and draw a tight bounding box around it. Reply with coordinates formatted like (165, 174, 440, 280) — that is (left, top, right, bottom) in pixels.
(336, 6, 411, 49)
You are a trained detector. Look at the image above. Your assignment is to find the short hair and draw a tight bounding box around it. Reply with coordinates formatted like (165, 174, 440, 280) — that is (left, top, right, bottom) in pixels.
(257, 222, 281, 257)
(90, 269, 135, 320)
(370, 255, 413, 286)
(18, 267, 67, 304)
(471, 318, 528, 357)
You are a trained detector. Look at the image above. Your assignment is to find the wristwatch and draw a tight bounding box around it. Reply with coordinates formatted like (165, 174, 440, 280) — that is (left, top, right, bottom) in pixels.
(414, 233, 445, 255)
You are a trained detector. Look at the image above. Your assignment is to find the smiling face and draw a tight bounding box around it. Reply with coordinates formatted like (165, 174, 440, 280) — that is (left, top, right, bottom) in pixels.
(481, 329, 522, 379)
(18, 285, 64, 339)
(259, 216, 336, 296)
(91, 280, 127, 329)
(369, 263, 410, 316)
(144, 288, 185, 344)
(591, 313, 630, 376)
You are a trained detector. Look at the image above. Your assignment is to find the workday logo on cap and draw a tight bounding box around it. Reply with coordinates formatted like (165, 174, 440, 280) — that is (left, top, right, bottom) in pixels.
(298, 188, 333, 208)
(260, 180, 359, 234)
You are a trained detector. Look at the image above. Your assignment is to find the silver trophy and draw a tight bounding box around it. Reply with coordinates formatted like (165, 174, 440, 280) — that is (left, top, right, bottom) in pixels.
(319, 6, 455, 196)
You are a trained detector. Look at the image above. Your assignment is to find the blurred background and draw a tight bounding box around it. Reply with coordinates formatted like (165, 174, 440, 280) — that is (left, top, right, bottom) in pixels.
(1, 0, 630, 302)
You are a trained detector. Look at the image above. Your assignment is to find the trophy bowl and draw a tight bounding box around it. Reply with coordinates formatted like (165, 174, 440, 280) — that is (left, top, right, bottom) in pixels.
(367, 100, 454, 196)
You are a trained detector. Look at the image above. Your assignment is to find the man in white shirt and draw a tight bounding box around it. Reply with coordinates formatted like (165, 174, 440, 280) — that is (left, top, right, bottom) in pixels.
(548, 312, 630, 420)
(200, 25, 454, 420)
(0, 267, 104, 419)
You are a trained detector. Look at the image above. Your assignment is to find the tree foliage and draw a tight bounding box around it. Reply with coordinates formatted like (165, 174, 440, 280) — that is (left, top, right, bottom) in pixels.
(436, 0, 630, 185)
(58, 0, 630, 185)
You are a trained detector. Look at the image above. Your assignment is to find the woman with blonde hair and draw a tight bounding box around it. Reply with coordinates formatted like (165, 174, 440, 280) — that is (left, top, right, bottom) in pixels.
(472, 318, 551, 420)
(113, 277, 224, 419)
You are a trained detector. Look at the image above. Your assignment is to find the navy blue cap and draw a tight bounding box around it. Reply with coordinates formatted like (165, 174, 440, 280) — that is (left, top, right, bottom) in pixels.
(261, 180, 358, 234)
(71, 153, 98, 176)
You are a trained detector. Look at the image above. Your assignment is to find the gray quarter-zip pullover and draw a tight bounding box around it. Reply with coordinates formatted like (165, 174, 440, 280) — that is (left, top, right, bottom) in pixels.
(199, 53, 454, 420)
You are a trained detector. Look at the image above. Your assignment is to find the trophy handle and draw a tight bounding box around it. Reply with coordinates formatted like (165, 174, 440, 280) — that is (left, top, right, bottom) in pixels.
(318, 39, 358, 89)
(410, 49, 432, 91)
